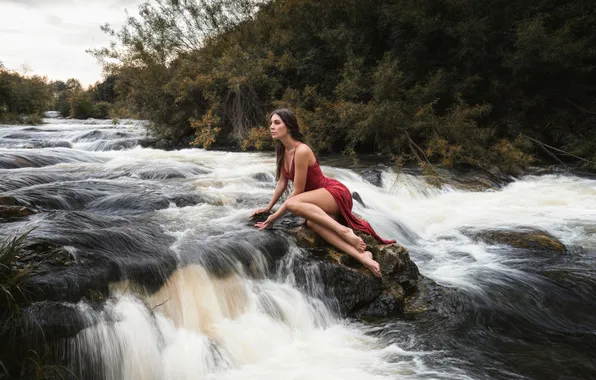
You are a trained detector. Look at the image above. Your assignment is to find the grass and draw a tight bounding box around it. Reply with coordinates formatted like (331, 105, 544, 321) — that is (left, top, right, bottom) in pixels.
(0, 229, 36, 311)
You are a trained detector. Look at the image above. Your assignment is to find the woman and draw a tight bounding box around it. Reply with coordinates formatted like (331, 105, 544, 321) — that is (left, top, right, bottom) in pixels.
(251, 108, 395, 278)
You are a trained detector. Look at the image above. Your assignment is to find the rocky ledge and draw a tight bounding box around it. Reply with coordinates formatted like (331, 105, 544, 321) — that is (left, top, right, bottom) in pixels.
(464, 227, 568, 254)
(255, 213, 457, 322)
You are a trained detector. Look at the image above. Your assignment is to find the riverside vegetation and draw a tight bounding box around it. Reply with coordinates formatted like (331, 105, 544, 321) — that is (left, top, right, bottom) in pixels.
(2, 0, 595, 174)
(90, 0, 596, 174)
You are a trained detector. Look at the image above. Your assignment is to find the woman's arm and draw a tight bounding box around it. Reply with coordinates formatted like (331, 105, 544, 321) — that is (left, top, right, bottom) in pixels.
(263, 146, 310, 221)
(267, 175, 288, 211)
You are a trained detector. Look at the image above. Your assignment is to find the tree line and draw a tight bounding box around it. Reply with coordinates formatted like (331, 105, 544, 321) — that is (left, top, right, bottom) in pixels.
(0, 63, 122, 123)
(5, 0, 596, 173)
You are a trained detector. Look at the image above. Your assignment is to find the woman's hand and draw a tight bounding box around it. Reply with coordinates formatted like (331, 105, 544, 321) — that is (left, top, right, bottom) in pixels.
(254, 213, 279, 230)
(250, 207, 271, 218)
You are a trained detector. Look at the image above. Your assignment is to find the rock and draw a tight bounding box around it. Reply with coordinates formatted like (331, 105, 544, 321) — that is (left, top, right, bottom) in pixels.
(138, 138, 161, 148)
(351, 191, 366, 208)
(361, 167, 383, 187)
(436, 167, 513, 191)
(354, 292, 401, 321)
(0, 300, 117, 378)
(292, 226, 422, 318)
(467, 227, 567, 254)
(293, 257, 384, 315)
(249, 212, 440, 321)
(21, 301, 110, 341)
(138, 135, 193, 151)
(252, 172, 275, 183)
(0, 195, 18, 206)
(403, 277, 464, 322)
(0, 205, 36, 218)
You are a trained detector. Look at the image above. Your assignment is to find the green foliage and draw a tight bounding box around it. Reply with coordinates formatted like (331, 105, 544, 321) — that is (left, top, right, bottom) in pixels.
(93, 0, 596, 173)
(92, 101, 111, 119)
(0, 68, 52, 124)
(0, 230, 34, 311)
(69, 91, 93, 119)
(0, 67, 122, 123)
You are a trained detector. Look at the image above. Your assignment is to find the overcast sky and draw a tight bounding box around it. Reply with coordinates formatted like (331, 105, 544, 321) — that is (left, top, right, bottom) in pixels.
(0, 0, 143, 86)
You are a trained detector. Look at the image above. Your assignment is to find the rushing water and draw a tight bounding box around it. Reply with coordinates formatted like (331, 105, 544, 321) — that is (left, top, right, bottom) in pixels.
(1, 119, 595, 380)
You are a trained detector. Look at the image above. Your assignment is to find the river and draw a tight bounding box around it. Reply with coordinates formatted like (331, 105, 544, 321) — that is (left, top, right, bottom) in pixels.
(1, 119, 595, 379)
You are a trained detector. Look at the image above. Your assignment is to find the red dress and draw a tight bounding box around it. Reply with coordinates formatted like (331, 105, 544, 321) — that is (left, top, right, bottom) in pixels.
(283, 145, 396, 245)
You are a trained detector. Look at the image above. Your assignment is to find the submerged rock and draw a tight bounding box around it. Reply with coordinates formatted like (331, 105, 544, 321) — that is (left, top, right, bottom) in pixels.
(351, 191, 366, 208)
(466, 227, 567, 254)
(360, 167, 384, 187)
(0, 205, 36, 219)
(354, 292, 401, 320)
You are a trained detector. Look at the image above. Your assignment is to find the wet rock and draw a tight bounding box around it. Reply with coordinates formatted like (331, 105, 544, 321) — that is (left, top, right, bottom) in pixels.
(435, 167, 513, 191)
(17, 240, 73, 271)
(354, 292, 401, 321)
(351, 191, 366, 208)
(293, 256, 384, 315)
(361, 167, 383, 187)
(21, 301, 109, 341)
(248, 212, 438, 320)
(403, 277, 464, 322)
(27, 140, 73, 149)
(0, 300, 117, 378)
(169, 193, 206, 208)
(291, 226, 421, 318)
(138, 136, 193, 151)
(252, 172, 275, 183)
(0, 205, 36, 219)
(467, 227, 567, 254)
(0, 195, 18, 205)
(72, 130, 104, 142)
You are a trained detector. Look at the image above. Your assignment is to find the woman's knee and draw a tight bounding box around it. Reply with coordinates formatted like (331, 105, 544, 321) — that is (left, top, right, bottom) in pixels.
(286, 198, 301, 214)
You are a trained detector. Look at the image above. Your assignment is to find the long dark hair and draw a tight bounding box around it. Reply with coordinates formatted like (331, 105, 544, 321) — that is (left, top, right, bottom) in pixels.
(270, 108, 306, 180)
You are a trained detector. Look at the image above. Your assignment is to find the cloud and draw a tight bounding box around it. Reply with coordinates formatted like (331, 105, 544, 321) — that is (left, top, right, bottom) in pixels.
(46, 14, 63, 27)
(0, 0, 143, 85)
(0, 0, 76, 6)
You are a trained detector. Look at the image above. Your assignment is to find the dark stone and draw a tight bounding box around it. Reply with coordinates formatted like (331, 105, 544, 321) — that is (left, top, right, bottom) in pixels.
(138, 138, 161, 148)
(138, 135, 193, 151)
(361, 168, 383, 187)
(403, 277, 465, 324)
(466, 227, 567, 254)
(28, 140, 73, 149)
(169, 193, 206, 207)
(0, 195, 18, 206)
(21, 301, 111, 341)
(352, 191, 366, 208)
(0, 205, 36, 219)
(72, 130, 103, 142)
(354, 292, 401, 321)
(252, 172, 275, 183)
(435, 166, 513, 191)
(292, 226, 424, 318)
(292, 257, 383, 315)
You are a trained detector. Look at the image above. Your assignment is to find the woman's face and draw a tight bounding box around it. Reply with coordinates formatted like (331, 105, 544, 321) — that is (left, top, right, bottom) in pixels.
(269, 113, 288, 140)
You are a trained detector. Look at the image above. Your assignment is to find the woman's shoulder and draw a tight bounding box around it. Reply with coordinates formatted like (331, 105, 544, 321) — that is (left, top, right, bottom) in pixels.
(296, 142, 313, 154)
(295, 142, 316, 165)
(295, 142, 315, 159)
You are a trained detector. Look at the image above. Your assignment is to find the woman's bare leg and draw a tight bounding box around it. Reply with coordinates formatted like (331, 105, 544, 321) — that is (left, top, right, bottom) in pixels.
(286, 189, 366, 252)
(306, 220, 381, 278)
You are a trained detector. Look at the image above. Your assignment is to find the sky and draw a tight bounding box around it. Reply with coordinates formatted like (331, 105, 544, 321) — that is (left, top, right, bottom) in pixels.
(0, 0, 143, 86)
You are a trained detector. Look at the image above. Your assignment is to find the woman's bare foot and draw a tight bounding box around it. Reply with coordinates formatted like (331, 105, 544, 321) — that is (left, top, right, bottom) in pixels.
(362, 251, 382, 278)
(341, 227, 366, 252)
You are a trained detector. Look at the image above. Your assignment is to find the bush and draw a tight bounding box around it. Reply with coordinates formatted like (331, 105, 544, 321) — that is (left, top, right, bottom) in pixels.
(92, 101, 111, 119)
(69, 92, 93, 119)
